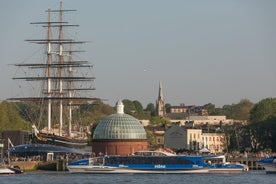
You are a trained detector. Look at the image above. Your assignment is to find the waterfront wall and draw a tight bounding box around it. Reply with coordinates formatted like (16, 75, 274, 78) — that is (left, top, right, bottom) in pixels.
(11, 160, 68, 171)
(11, 161, 40, 171)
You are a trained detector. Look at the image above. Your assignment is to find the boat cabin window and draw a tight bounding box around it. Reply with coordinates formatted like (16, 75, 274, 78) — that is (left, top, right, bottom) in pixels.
(203, 157, 224, 164)
(133, 151, 169, 156)
(47, 152, 54, 161)
(105, 156, 194, 165)
(89, 157, 104, 165)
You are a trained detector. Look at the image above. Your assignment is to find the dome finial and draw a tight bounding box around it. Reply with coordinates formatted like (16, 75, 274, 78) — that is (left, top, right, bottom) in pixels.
(116, 100, 124, 114)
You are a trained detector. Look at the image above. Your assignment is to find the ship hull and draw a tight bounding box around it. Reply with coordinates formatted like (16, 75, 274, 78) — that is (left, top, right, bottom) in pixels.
(31, 133, 88, 149)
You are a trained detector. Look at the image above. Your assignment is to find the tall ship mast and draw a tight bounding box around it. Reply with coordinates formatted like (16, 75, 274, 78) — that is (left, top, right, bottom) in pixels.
(8, 1, 98, 148)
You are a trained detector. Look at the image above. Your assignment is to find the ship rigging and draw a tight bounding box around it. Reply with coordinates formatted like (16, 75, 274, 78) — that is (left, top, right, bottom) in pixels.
(8, 1, 98, 148)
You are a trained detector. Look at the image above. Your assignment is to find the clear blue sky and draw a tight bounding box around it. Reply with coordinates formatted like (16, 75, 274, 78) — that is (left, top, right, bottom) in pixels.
(0, 0, 276, 108)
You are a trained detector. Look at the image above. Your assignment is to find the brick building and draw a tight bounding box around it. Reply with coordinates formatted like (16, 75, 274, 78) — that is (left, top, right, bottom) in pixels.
(92, 101, 148, 155)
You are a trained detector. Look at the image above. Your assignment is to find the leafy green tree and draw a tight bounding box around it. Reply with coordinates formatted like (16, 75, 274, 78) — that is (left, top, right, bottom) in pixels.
(150, 116, 171, 126)
(250, 98, 276, 124)
(78, 101, 115, 126)
(233, 99, 254, 120)
(203, 103, 216, 114)
(249, 98, 276, 151)
(122, 99, 136, 115)
(145, 129, 157, 149)
(249, 117, 276, 151)
(203, 103, 223, 115)
(0, 102, 30, 135)
(146, 103, 156, 116)
(165, 103, 171, 113)
(122, 99, 150, 119)
(133, 100, 143, 113)
(222, 99, 254, 120)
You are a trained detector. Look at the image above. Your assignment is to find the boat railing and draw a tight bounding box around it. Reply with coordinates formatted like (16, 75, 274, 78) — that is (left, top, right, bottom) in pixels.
(133, 151, 176, 156)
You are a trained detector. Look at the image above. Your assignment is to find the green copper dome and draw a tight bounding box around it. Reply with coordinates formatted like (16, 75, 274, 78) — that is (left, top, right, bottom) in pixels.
(93, 101, 147, 140)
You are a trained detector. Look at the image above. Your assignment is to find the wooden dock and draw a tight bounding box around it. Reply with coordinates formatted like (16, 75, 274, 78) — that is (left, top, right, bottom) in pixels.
(227, 157, 264, 170)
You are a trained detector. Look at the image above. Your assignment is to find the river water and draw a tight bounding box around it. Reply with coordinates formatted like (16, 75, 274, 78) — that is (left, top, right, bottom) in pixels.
(1, 170, 275, 184)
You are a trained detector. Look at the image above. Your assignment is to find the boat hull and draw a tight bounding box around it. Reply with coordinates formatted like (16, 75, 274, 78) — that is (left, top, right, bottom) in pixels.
(67, 165, 248, 174)
(258, 156, 276, 174)
(258, 163, 276, 174)
(67, 165, 210, 174)
(0, 166, 22, 174)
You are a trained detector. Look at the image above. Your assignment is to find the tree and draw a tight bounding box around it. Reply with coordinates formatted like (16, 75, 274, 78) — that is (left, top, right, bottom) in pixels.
(250, 98, 276, 124)
(133, 100, 143, 113)
(146, 103, 156, 116)
(165, 103, 171, 113)
(249, 98, 276, 151)
(150, 116, 171, 126)
(249, 117, 276, 151)
(122, 99, 136, 115)
(78, 101, 115, 126)
(204, 103, 216, 114)
(233, 99, 254, 121)
(145, 129, 157, 149)
(221, 99, 253, 120)
(203, 103, 223, 115)
(0, 102, 29, 134)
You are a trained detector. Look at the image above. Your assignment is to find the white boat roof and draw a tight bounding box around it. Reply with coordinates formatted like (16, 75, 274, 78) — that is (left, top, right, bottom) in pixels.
(133, 151, 176, 156)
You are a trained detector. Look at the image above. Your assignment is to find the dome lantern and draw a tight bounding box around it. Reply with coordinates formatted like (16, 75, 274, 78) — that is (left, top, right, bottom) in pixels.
(116, 100, 124, 114)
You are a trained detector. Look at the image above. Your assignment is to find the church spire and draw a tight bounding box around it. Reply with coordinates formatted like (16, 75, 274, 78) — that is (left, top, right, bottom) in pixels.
(158, 81, 163, 101)
(157, 81, 166, 117)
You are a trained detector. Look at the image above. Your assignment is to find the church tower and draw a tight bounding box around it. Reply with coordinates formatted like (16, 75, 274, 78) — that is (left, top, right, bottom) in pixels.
(156, 81, 166, 117)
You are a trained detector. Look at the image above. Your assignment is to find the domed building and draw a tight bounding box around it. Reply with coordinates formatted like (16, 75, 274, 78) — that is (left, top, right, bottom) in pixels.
(92, 100, 149, 155)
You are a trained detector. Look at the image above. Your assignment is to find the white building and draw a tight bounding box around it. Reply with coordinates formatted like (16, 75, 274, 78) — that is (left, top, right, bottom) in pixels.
(169, 115, 246, 127)
(164, 123, 225, 153)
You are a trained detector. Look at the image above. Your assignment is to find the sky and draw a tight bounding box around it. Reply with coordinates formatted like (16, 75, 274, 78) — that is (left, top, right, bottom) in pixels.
(0, 0, 276, 108)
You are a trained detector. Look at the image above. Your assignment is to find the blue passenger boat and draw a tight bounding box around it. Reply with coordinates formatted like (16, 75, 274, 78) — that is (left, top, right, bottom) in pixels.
(67, 151, 248, 174)
(258, 156, 276, 174)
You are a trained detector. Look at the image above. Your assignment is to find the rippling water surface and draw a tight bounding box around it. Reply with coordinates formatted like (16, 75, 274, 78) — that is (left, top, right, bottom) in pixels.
(1, 171, 275, 184)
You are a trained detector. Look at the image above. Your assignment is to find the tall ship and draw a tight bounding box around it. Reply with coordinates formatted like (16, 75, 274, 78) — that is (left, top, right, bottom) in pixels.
(8, 1, 98, 149)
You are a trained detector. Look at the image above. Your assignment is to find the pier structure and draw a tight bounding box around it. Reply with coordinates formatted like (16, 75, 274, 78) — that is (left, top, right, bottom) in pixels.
(227, 157, 264, 170)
